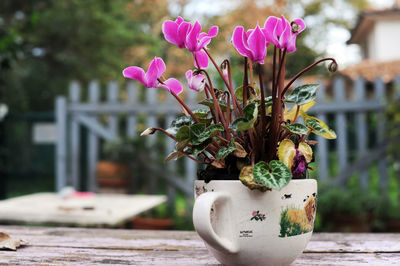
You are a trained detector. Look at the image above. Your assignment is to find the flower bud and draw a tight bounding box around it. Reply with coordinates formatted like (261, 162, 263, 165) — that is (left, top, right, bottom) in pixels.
(291, 21, 300, 34)
(140, 127, 156, 136)
(328, 61, 338, 73)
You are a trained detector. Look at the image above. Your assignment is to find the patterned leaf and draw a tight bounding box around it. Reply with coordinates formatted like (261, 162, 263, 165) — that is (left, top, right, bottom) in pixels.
(193, 109, 210, 118)
(253, 161, 292, 191)
(167, 116, 195, 135)
(239, 166, 270, 192)
(284, 101, 316, 122)
(234, 82, 260, 101)
(282, 123, 309, 135)
(190, 123, 224, 145)
(231, 102, 258, 131)
(176, 125, 190, 141)
(285, 84, 320, 106)
(199, 99, 229, 111)
(298, 142, 313, 163)
(278, 139, 297, 169)
(300, 111, 337, 139)
(215, 139, 236, 159)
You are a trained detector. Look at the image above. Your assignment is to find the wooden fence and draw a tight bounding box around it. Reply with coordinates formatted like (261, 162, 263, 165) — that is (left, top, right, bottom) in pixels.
(55, 76, 400, 212)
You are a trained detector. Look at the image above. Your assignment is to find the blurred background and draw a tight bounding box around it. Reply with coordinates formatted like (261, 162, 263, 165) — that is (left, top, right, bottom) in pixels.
(0, 0, 399, 231)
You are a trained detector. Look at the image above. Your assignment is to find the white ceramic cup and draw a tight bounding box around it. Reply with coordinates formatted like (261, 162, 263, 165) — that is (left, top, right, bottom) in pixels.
(193, 179, 317, 266)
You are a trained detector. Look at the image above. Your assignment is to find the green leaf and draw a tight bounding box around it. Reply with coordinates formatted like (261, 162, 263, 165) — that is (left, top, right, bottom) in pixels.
(255, 96, 273, 107)
(164, 151, 180, 163)
(215, 139, 236, 159)
(189, 123, 224, 145)
(239, 166, 270, 192)
(305, 118, 337, 139)
(176, 125, 190, 141)
(231, 102, 258, 131)
(199, 99, 229, 111)
(253, 161, 292, 190)
(191, 138, 213, 156)
(285, 84, 320, 106)
(282, 123, 309, 135)
(234, 82, 260, 101)
(167, 116, 195, 135)
(193, 109, 210, 119)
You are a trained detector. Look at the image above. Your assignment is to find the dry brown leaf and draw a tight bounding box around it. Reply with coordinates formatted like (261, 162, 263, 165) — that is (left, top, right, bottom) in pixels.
(0, 232, 28, 251)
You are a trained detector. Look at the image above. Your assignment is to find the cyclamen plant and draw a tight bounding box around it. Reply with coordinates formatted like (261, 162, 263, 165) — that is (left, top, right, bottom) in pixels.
(123, 15, 338, 191)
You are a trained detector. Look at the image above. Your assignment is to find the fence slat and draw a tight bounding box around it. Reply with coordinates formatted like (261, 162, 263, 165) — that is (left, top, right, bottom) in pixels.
(355, 78, 369, 190)
(107, 81, 119, 136)
(166, 114, 177, 213)
(334, 77, 348, 180)
(87, 81, 100, 192)
(316, 82, 328, 181)
(126, 82, 137, 137)
(55, 97, 67, 191)
(375, 77, 388, 192)
(69, 81, 81, 189)
(147, 88, 158, 194)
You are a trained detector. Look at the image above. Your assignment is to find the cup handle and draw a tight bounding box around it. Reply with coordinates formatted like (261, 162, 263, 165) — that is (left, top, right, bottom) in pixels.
(193, 191, 239, 254)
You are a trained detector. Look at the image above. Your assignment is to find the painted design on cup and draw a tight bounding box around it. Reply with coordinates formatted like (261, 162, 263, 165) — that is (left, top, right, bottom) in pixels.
(250, 210, 266, 221)
(279, 195, 316, 237)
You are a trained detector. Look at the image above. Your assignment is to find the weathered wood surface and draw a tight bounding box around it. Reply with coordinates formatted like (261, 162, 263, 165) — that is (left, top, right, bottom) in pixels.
(0, 226, 399, 265)
(0, 193, 166, 227)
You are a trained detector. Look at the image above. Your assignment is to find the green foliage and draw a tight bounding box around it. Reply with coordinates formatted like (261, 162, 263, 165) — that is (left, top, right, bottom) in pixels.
(167, 116, 195, 135)
(199, 99, 229, 112)
(215, 138, 236, 159)
(282, 123, 309, 135)
(305, 117, 337, 139)
(231, 102, 258, 131)
(253, 161, 292, 190)
(286, 84, 320, 105)
(189, 123, 224, 145)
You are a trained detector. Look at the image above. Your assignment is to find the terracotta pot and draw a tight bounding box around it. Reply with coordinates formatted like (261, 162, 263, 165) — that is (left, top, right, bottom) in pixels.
(96, 161, 130, 191)
(386, 220, 400, 232)
(131, 217, 174, 230)
(329, 214, 373, 232)
(193, 180, 317, 266)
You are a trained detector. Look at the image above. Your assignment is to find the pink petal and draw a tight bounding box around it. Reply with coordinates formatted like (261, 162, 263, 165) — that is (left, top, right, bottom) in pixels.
(145, 57, 166, 88)
(122, 66, 147, 86)
(198, 26, 218, 50)
(263, 16, 279, 44)
(176, 16, 184, 25)
(193, 50, 209, 68)
(162, 78, 183, 95)
(293, 18, 306, 33)
(278, 18, 291, 50)
(186, 21, 201, 52)
(286, 34, 297, 53)
(232, 26, 252, 59)
(177, 22, 191, 48)
(162, 20, 179, 46)
(208, 26, 218, 37)
(247, 25, 267, 64)
(186, 70, 205, 92)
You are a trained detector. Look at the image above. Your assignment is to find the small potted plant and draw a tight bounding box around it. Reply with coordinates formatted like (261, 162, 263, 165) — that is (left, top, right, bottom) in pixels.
(123, 15, 337, 266)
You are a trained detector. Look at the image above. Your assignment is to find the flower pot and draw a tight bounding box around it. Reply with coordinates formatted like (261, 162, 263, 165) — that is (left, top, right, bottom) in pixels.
(193, 179, 317, 266)
(96, 161, 130, 193)
(131, 217, 174, 230)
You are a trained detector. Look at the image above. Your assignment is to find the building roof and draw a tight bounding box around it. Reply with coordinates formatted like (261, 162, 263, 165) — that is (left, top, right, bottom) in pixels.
(340, 59, 400, 82)
(347, 8, 400, 44)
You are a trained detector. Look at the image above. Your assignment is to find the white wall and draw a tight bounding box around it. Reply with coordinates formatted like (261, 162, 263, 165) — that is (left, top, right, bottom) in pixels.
(371, 20, 400, 61)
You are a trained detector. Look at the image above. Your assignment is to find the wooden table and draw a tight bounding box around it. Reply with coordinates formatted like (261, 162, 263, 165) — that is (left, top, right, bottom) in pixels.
(0, 193, 166, 227)
(0, 226, 399, 265)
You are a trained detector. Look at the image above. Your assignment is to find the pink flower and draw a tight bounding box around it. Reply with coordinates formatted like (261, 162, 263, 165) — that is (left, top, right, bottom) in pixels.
(162, 17, 218, 69)
(252, 211, 258, 216)
(185, 70, 205, 92)
(232, 25, 268, 64)
(162, 17, 192, 49)
(123, 57, 183, 95)
(262, 15, 306, 53)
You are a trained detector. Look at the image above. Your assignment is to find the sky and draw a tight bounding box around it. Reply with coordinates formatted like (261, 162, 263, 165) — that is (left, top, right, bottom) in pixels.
(170, 0, 396, 67)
